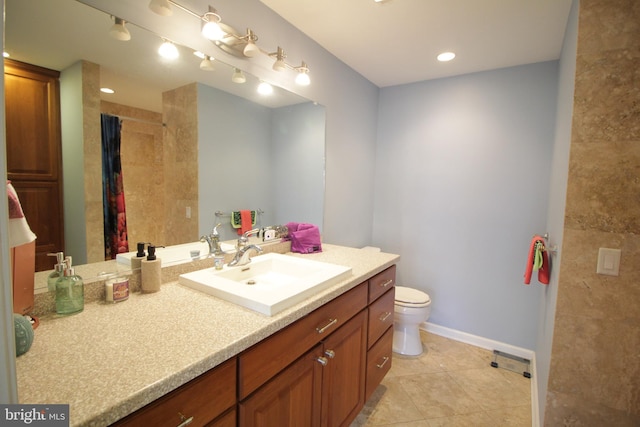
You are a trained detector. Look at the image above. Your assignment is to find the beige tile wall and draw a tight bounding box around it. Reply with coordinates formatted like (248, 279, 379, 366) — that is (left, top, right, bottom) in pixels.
(545, 0, 640, 425)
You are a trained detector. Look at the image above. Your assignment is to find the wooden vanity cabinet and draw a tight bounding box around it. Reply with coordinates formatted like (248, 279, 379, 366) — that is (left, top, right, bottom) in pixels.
(112, 358, 236, 427)
(111, 265, 397, 427)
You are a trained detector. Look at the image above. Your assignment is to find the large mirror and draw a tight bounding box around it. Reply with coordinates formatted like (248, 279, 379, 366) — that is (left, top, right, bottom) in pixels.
(5, 0, 325, 286)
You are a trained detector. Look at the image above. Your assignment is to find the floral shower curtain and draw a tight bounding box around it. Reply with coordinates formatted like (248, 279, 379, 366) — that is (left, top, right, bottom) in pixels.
(101, 113, 129, 259)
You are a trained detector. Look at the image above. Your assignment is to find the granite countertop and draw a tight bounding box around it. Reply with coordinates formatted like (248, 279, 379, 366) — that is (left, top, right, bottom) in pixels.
(16, 244, 399, 426)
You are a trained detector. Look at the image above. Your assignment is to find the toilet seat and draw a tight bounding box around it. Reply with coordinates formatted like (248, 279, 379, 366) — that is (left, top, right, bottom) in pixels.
(395, 286, 431, 307)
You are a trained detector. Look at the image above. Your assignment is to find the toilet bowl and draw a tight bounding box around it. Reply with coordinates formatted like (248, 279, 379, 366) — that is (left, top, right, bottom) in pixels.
(393, 286, 431, 356)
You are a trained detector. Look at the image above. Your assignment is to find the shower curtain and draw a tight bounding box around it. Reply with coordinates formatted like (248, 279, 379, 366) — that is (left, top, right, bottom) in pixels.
(101, 113, 129, 259)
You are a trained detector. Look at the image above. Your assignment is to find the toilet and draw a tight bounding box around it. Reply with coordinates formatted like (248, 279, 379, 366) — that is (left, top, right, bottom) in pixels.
(393, 286, 431, 356)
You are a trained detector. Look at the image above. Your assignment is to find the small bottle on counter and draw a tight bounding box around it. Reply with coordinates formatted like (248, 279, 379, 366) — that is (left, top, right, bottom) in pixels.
(46, 251, 65, 292)
(105, 276, 130, 303)
(141, 245, 162, 293)
(55, 256, 84, 315)
(131, 242, 147, 271)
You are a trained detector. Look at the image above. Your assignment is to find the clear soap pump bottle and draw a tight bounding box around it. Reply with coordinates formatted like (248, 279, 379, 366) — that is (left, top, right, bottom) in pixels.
(47, 252, 65, 292)
(55, 256, 84, 315)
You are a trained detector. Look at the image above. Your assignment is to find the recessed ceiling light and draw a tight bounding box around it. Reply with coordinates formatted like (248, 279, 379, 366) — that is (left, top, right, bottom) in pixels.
(437, 52, 456, 62)
(100, 88, 115, 94)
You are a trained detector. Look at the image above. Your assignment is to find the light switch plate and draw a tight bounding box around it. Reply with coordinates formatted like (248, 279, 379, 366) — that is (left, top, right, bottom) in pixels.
(596, 248, 621, 276)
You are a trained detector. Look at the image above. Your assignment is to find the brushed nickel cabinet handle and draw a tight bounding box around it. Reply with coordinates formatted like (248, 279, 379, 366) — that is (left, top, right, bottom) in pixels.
(379, 311, 392, 322)
(376, 356, 390, 369)
(316, 356, 329, 366)
(324, 349, 336, 359)
(316, 318, 337, 334)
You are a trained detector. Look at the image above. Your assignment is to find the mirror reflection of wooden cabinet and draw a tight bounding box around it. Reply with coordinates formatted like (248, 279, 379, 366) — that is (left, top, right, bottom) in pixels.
(4, 58, 64, 272)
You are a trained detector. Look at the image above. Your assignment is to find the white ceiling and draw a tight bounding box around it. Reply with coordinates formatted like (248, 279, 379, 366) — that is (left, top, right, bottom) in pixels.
(260, 0, 573, 87)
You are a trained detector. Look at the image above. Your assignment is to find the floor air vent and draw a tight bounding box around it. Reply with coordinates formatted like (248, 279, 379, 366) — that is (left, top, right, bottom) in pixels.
(490, 350, 531, 378)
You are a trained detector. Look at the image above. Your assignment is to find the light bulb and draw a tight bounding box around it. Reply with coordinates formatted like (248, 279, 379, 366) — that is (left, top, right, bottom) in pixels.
(148, 0, 172, 16)
(158, 40, 179, 59)
(243, 41, 260, 58)
(437, 52, 456, 62)
(202, 20, 225, 41)
(273, 59, 286, 72)
(232, 68, 246, 84)
(295, 72, 310, 86)
(109, 18, 131, 41)
(200, 56, 215, 71)
(257, 81, 273, 95)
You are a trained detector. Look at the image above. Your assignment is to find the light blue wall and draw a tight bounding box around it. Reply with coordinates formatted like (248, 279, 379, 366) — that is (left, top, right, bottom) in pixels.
(197, 83, 274, 241)
(271, 103, 325, 229)
(535, 0, 578, 421)
(373, 62, 559, 349)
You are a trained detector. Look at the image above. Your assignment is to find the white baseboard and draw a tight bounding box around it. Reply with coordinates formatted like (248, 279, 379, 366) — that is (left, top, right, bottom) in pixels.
(421, 322, 539, 427)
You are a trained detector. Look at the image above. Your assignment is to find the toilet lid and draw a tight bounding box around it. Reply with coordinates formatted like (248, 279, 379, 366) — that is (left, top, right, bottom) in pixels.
(395, 286, 430, 304)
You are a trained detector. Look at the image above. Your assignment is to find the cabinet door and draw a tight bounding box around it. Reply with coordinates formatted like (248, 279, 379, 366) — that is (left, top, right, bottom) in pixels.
(240, 345, 324, 427)
(321, 310, 367, 427)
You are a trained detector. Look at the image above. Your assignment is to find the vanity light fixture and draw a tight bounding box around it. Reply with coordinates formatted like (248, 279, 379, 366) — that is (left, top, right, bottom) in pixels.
(231, 68, 246, 83)
(158, 39, 179, 59)
(109, 17, 131, 41)
(199, 55, 215, 71)
(257, 81, 273, 95)
(437, 51, 456, 62)
(3, 52, 9, 58)
(147, 1, 311, 85)
(294, 62, 311, 86)
(148, 0, 173, 16)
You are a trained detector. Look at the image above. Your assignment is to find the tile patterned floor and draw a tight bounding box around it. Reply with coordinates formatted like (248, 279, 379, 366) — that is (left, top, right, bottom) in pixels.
(352, 331, 532, 427)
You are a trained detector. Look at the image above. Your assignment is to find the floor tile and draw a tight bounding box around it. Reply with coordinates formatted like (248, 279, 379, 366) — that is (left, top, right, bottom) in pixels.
(353, 332, 532, 427)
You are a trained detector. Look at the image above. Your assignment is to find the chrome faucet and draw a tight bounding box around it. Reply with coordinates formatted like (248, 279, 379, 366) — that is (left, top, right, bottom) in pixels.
(228, 244, 263, 267)
(200, 223, 223, 255)
(237, 228, 261, 250)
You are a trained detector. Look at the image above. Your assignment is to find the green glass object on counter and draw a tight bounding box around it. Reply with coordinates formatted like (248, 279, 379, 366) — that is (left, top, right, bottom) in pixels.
(55, 256, 84, 315)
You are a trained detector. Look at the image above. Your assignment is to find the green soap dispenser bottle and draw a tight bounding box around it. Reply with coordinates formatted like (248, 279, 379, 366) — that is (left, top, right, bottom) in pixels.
(47, 252, 65, 292)
(55, 256, 84, 315)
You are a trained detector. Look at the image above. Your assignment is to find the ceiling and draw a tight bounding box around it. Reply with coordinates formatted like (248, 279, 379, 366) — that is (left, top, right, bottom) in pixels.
(260, 0, 573, 87)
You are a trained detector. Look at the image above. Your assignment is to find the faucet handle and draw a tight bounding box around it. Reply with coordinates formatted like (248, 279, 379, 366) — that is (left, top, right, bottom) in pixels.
(212, 223, 222, 236)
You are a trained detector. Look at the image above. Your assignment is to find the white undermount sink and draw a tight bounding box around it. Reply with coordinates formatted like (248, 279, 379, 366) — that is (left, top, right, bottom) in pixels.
(178, 253, 352, 315)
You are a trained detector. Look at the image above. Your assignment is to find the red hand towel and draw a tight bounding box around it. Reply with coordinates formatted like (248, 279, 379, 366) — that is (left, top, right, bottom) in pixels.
(238, 210, 252, 235)
(523, 235, 551, 285)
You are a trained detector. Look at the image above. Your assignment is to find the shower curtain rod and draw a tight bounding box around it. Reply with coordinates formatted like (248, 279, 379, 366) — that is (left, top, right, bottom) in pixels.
(118, 115, 166, 127)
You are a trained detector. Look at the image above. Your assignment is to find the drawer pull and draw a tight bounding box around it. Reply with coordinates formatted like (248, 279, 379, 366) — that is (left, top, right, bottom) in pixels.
(379, 311, 392, 322)
(324, 349, 336, 359)
(316, 318, 338, 334)
(378, 279, 393, 288)
(177, 412, 194, 427)
(316, 356, 329, 366)
(376, 356, 390, 369)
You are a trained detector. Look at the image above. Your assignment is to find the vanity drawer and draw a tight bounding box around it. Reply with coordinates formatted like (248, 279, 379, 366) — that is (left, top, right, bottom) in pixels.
(239, 282, 367, 399)
(367, 287, 395, 348)
(113, 358, 236, 427)
(368, 265, 396, 303)
(365, 327, 393, 401)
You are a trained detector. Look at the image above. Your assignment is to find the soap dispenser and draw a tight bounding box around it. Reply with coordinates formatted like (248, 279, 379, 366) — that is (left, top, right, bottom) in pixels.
(55, 256, 84, 315)
(141, 245, 161, 293)
(47, 252, 65, 292)
(131, 242, 147, 271)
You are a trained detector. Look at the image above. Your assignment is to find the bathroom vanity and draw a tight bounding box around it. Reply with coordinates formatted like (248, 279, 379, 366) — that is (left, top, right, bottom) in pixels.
(15, 244, 398, 426)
